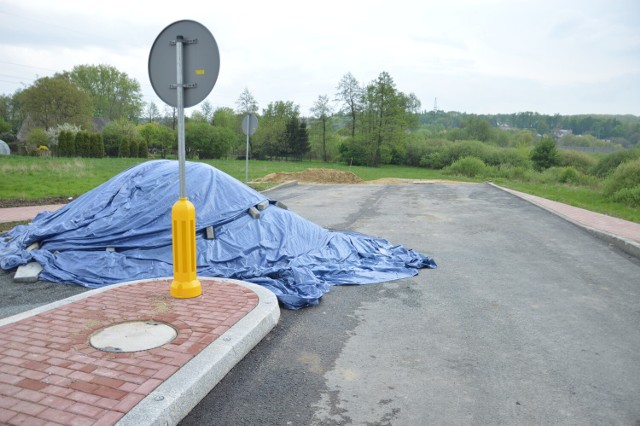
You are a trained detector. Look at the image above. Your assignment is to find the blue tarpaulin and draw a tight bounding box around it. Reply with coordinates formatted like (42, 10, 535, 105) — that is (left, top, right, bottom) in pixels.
(0, 160, 436, 309)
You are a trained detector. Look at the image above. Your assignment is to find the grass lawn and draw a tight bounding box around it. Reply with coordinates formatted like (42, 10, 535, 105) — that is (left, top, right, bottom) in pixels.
(1, 156, 638, 224)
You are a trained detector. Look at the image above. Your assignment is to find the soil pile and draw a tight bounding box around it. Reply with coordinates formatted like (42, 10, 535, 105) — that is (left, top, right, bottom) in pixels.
(255, 168, 363, 184)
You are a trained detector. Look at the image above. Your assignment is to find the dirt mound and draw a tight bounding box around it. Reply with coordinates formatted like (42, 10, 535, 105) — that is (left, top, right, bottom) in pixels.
(255, 168, 363, 184)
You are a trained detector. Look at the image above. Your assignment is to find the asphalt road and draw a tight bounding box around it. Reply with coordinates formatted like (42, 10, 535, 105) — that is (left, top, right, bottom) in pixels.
(181, 182, 640, 425)
(1, 182, 639, 425)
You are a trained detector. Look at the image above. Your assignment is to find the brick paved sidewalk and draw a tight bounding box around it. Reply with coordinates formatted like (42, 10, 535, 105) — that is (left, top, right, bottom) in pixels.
(0, 205, 66, 223)
(496, 185, 640, 243)
(0, 279, 258, 425)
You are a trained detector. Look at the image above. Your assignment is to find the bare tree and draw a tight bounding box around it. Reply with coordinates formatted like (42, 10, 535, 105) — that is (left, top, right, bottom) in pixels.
(336, 72, 361, 138)
(236, 88, 258, 115)
(311, 95, 333, 162)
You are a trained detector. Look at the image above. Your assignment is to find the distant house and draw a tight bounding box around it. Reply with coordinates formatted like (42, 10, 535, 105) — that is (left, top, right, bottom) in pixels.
(0, 139, 10, 155)
(554, 129, 572, 139)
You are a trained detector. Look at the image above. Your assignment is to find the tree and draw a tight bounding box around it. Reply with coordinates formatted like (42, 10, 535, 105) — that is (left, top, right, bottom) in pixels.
(531, 137, 560, 171)
(362, 71, 409, 166)
(212, 107, 241, 154)
(145, 102, 160, 122)
(138, 122, 175, 158)
(200, 101, 214, 123)
(288, 119, 310, 160)
(102, 118, 139, 157)
(256, 101, 300, 159)
(58, 130, 75, 157)
(65, 64, 144, 121)
(185, 122, 234, 159)
(75, 131, 92, 157)
(336, 72, 361, 138)
(236, 88, 258, 114)
(311, 95, 333, 161)
(18, 76, 92, 130)
(90, 133, 105, 158)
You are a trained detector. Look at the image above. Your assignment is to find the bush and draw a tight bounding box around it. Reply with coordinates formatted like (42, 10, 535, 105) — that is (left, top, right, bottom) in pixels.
(590, 149, 640, 177)
(496, 165, 534, 182)
(538, 166, 596, 186)
(609, 186, 640, 207)
(444, 156, 488, 178)
(558, 150, 597, 173)
(531, 137, 560, 171)
(603, 158, 640, 196)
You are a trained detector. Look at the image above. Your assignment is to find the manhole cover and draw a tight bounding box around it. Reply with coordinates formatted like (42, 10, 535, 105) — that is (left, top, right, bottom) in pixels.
(90, 321, 177, 353)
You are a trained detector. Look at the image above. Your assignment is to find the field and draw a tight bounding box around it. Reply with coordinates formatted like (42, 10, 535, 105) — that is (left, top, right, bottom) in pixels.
(1, 156, 638, 223)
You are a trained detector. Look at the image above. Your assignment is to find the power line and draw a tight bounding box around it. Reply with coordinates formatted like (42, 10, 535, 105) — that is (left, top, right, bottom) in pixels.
(0, 60, 57, 73)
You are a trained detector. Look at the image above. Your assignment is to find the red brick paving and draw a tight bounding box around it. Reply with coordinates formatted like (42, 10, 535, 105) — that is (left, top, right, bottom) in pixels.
(0, 279, 258, 425)
(500, 186, 640, 243)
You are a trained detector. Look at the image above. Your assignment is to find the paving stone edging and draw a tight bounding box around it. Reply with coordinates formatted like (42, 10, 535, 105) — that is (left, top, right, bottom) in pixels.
(488, 182, 640, 260)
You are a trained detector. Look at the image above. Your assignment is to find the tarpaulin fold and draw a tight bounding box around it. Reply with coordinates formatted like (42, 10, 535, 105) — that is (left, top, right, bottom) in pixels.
(0, 160, 436, 309)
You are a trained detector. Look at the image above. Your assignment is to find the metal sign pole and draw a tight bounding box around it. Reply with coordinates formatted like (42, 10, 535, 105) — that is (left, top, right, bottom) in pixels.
(245, 130, 250, 183)
(148, 20, 220, 300)
(176, 36, 186, 199)
(170, 34, 201, 299)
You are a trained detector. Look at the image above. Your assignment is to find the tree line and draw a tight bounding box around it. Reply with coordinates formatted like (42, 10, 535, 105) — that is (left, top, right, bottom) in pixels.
(0, 64, 638, 166)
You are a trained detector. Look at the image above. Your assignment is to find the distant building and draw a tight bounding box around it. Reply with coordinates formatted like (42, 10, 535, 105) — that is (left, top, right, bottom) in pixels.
(0, 139, 10, 155)
(554, 129, 572, 139)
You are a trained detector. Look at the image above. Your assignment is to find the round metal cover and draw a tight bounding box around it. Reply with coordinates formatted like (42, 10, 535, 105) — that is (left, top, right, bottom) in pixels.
(90, 321, 177, 353)
(148, 19, 220, 108)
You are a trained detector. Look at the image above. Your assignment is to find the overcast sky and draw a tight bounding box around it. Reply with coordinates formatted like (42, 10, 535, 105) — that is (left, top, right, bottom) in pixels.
(1, 0, 638, 116)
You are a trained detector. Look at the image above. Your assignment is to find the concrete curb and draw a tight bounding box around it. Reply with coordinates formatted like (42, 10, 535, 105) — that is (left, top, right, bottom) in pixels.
(260, 180, 298, 193)
(0, 276, 280, 426)
(487, 182, 640, 260)
(117, 278, 279, 426)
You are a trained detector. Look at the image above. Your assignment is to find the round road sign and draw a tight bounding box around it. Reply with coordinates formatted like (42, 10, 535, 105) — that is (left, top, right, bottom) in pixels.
(242, 113, 259, 136)
(148, 20, 220, 108)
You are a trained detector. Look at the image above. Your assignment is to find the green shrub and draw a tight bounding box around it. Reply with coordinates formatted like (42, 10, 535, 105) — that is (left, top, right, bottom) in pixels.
(603, 158, 640, 196)
(538, 166, 596, 186)
(531, 137, 560, 171)
(609, 186, 640, 207)
(496, 165, 533, 181)
(591, 149, 640, 177)
(558, 150, 598, 173)
(444, 156, 487, 178)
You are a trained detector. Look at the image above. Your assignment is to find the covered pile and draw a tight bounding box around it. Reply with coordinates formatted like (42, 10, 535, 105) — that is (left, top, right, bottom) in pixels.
(0, 160, 436, 309)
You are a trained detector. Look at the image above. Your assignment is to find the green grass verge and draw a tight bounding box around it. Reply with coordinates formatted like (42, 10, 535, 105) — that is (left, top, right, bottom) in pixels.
(1, 156, 638, 223)
(497, 181, 640, 223)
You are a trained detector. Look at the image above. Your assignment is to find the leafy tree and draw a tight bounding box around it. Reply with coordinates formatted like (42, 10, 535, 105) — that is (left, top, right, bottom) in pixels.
(189, 111, 209, 123)
(286, 117, 310, 160)
(185, 122, 233, 159)
(57, 130, 75, 157)
(75, 131, 92, 157)
(359, 71, 409, 166)
(336, 72, 361, 138)
(311, 95, 333, 161)
(90, 133, 105, 158)
(236, 88, 259, 114)
(212, 107, 241, 154)
(256, 101, 300, 159)
(18, 76, 92, 130)
(531, 137, 560, 171)
(138, 140, 148, 158)
(65, 64, 144, 121)
(138, 122, 175, 158)
(462, 117, 493, 142)
(102, 119, 139, 157)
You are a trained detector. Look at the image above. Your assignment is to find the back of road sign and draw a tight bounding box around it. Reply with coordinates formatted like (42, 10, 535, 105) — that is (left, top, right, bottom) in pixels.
(148, 20, 220, 108)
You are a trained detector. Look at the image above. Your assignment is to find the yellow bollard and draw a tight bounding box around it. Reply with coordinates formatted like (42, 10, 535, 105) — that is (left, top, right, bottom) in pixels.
(170, 197, 202, 298)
